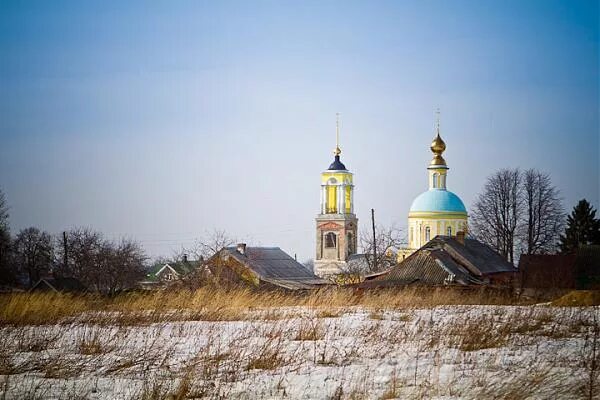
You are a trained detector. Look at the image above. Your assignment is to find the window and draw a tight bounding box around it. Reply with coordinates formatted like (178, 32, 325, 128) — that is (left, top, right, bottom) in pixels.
(410, 227, 414, 244)
(325, 232, 337, 248)
(447, 226, 452, 236)
(433, 173, 439, 188)
(425, 226, 431, 242)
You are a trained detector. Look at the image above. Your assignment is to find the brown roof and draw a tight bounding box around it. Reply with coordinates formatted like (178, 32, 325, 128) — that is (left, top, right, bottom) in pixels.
(373, 248, 478, 286)
(363, 235, 516, 289)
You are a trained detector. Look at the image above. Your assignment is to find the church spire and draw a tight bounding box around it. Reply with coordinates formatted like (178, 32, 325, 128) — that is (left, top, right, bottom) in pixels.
(334, 112, 341, 156)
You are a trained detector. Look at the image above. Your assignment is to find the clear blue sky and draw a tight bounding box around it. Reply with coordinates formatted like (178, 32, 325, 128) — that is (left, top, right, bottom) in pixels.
(1, 1, 598, 261)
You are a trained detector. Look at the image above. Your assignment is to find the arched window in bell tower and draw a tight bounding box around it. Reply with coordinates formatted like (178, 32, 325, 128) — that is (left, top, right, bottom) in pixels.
(324, 232, 337, 248)
(425, 226, 431, 242)
(447, 226, 452, 236)
(433, 173, 439, 188)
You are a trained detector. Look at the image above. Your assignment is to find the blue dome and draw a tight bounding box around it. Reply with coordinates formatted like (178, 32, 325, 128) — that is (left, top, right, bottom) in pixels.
(409, 189, 467, 213)
(328, 155, 347, 171)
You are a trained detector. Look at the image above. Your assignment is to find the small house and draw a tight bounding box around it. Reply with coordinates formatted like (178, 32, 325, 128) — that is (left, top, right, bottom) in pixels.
(142, 255, 202, 287)
(361, 233, 517, 288)
(30, 277, 87, 293)
(207, 243, 329, 290)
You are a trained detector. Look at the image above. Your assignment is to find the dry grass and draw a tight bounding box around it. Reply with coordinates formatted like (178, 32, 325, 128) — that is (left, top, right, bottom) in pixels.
(0, 286, 526, 326)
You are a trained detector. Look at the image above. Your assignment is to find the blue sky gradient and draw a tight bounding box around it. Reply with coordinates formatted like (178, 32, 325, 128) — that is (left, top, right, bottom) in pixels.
(1, 1, 598, 261)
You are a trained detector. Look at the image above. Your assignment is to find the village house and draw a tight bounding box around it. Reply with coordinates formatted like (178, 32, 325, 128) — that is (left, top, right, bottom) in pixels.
(30, 277, 87, 293)
(141, 255, 202, 288)
(361, 232, 517, 288)
(207, 244, 328, 290)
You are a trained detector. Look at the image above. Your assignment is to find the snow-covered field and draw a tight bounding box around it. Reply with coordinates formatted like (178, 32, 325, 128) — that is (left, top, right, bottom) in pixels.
(0, 305, 598, 399)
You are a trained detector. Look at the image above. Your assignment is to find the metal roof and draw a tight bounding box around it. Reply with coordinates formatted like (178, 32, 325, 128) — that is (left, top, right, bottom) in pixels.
(376, 249, 477, 286)
(367, 235, 515, 288)
(223, 247, 327, 287)
(426, 236, 516, 275)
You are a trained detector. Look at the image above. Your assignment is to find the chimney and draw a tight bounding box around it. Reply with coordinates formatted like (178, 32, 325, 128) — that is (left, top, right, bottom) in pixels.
(456, 231, 465, 245)
(182, 253, 188, 263)
(237, 243, 247, 255)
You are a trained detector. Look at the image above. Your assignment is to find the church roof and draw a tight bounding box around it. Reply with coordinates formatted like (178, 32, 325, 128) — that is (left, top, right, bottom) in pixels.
(328, 155, 347, 171)
(409, 189, 467, 214)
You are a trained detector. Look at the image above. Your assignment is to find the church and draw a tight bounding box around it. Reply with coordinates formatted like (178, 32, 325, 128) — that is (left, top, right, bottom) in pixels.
(399, 115, 468, 260)
(313, 116, 358, 277)
(314, 113, 468, 278)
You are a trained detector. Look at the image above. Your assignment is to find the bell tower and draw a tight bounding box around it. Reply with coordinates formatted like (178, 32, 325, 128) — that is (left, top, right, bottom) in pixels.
(314, 114, 358, 278)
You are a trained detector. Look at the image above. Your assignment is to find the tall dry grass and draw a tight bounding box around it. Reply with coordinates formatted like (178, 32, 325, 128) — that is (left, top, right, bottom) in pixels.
(0, 286, 524, 326)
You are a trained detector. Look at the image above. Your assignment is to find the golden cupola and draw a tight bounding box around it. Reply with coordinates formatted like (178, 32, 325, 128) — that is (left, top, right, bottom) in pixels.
(429, 123, 447, 166)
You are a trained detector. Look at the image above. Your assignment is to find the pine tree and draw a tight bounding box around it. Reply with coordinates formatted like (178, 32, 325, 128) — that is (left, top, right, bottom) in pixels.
(559, 199, 600, 254)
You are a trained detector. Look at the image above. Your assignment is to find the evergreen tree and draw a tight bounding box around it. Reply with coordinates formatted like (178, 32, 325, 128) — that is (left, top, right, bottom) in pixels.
(559, 199, 600, 254)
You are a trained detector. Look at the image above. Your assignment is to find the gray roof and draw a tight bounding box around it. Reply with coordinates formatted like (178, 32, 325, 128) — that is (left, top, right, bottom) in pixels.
(223, 247, 327, 287)
(375, 249, 478, 286)
(423, 236, 516, 275)
(366, 235, 516, 288)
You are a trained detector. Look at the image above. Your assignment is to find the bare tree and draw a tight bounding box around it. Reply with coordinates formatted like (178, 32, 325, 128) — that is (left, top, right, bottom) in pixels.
(13, 227, 54, 286)
(57, 228, 146, 294)
(92, 238, 146, 295)
(359, 224, 405, 273)
(0, 189, 14, 284)
(520, 169, 565, 255)
(187, 229, 236, 285)
(189, 229, 236, 260)
(471, 169, 522, 264)
(56, 228, 103, 282)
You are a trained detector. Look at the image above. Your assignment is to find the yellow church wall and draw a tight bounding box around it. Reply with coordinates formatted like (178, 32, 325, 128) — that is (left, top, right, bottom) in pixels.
(407, 216, 468, 249)
(321, 172, 353, 184)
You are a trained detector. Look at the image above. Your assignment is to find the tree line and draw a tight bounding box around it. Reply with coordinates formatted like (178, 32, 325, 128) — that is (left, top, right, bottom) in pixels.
(471, 168, 600, 263)
(0, 190, 146, 293)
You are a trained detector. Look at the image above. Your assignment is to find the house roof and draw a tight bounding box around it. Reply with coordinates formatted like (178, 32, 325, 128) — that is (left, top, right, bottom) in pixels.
(223, 246, 328, 287)
(31, 277, 86, 292)
(373, 248, 477, 286)
(147, 260, 199, 278)
(365, 235, 515, 288)
(423, 236, 516, 275)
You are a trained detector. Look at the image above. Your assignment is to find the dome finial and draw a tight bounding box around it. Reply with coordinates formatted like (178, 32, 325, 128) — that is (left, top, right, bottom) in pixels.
(435, 107, 441, 136)
(430, 108, 447, 166)
(334, 112, 341, 156)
